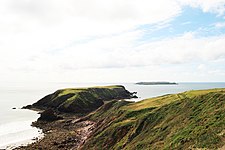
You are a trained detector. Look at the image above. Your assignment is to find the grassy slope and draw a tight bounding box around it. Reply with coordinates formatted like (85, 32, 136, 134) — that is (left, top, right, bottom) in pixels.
(32, 85, 133, 113)
(82, 88, 225, 150)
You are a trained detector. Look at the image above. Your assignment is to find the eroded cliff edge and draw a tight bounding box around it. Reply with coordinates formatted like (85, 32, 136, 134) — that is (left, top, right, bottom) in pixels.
(23, 85, 137, 113)
(18, 87, 225, 150)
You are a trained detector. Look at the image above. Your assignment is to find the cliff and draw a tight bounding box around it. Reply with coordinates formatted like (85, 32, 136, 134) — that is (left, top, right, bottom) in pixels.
(81, 88, 225, 150)
(25, 85, 136, 113)
(19, 88, 225, 150)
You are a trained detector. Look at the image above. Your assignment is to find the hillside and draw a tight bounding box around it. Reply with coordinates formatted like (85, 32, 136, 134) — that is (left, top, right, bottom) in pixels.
(19, 88, 225, 150)
(81, 88, 225, 150)
(24, 85, 136, 113)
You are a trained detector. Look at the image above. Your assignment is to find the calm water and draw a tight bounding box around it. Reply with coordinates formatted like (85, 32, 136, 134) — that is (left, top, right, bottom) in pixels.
(0, 82, 225, 148)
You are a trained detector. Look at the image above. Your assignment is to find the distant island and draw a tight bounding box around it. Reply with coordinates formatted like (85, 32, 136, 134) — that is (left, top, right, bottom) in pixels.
(136, 82, 178, 85)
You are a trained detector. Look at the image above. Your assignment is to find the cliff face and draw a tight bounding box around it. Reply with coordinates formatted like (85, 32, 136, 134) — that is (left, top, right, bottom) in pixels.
(29, 85, 135, 113)
(20, 88, 225, 150)
(81, 88, 225, 150)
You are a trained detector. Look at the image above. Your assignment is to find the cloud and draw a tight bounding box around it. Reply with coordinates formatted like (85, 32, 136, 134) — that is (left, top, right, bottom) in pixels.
(215, 22, 225, 28)
(0, 0, 181, 62)
(0, 0, 181, 69)
(0, 0, 225, 82)
(178, 0, 225, 15)
(136, 32, 225, 63)
(0, 0, 181, 34)
(18, 31, 225, 73)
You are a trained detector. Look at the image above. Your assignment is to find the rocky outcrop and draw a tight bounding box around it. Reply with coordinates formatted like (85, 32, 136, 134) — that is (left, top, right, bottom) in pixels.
(25, 85, 137, 113)
(38, 109, 63, 121)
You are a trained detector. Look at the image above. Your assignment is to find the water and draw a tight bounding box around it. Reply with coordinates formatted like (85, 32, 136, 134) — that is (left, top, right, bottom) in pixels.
(124, 82, 225, 101)
(0, 82, 225, 148)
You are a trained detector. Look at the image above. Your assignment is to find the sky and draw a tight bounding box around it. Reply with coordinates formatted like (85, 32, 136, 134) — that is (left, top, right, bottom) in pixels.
(1, 0, 225, 83)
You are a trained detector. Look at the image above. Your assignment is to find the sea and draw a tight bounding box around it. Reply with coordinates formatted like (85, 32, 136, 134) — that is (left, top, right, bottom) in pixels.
(0, 82, 225, 149)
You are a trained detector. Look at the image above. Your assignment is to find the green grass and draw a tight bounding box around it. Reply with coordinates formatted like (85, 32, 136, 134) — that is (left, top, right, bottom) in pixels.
(81, 88, 225, 150)
(125, 88, 225, 111)
(33, 85, 132, 113)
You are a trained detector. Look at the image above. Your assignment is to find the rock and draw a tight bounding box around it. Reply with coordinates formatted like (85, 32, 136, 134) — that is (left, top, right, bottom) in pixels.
(22, 105, 32, 109)
(131, 92, 138, 98)
(58, 145, 64, 148)
(38, 109, 63, 121)
(132, 95, 138, 98)
(132, 92, 137, 95)
(12, 107, 16, 109)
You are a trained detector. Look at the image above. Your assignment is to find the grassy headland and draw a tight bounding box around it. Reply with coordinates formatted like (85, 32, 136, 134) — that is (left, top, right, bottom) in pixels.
(24, 85, 136, 113)
(82, 88, 225, 150)
(19, 87, 225, 150)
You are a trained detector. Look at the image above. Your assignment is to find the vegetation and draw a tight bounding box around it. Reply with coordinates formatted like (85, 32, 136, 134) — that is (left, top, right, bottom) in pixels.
(81, 88, 225, 150)
(31, 85, 135, 113)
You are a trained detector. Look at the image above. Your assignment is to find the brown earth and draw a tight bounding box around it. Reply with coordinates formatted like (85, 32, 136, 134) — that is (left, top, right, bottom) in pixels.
(15, 113, 95, 150)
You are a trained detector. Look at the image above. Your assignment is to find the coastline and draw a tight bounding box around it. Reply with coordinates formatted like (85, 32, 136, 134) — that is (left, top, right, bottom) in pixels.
(16, 87, 225, 149)
(15, 111, 95, 149)
(2, 83, 225, 149)
(0, 109, 43, 150)
(15, 85, 136, 149)
(0, 129, 43, 150)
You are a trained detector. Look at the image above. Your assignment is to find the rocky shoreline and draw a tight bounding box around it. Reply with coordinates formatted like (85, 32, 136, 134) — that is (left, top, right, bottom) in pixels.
(15, 85, 136, 150)
(11, 87, 225, 149)
(15, 114, 95, 149)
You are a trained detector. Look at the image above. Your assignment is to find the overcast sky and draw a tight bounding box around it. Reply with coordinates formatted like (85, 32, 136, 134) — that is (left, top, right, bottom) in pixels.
(1, 0, 225, 83)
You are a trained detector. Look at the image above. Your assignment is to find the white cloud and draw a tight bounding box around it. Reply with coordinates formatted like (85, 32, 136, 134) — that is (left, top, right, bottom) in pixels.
(10, 31, 225, 72)
(0, 0, 181, 34)
(178, 0, 225, 15)
(0, 0, 225, 82)
(215, 22, 225, 28)
(0, 0, 181, 70)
